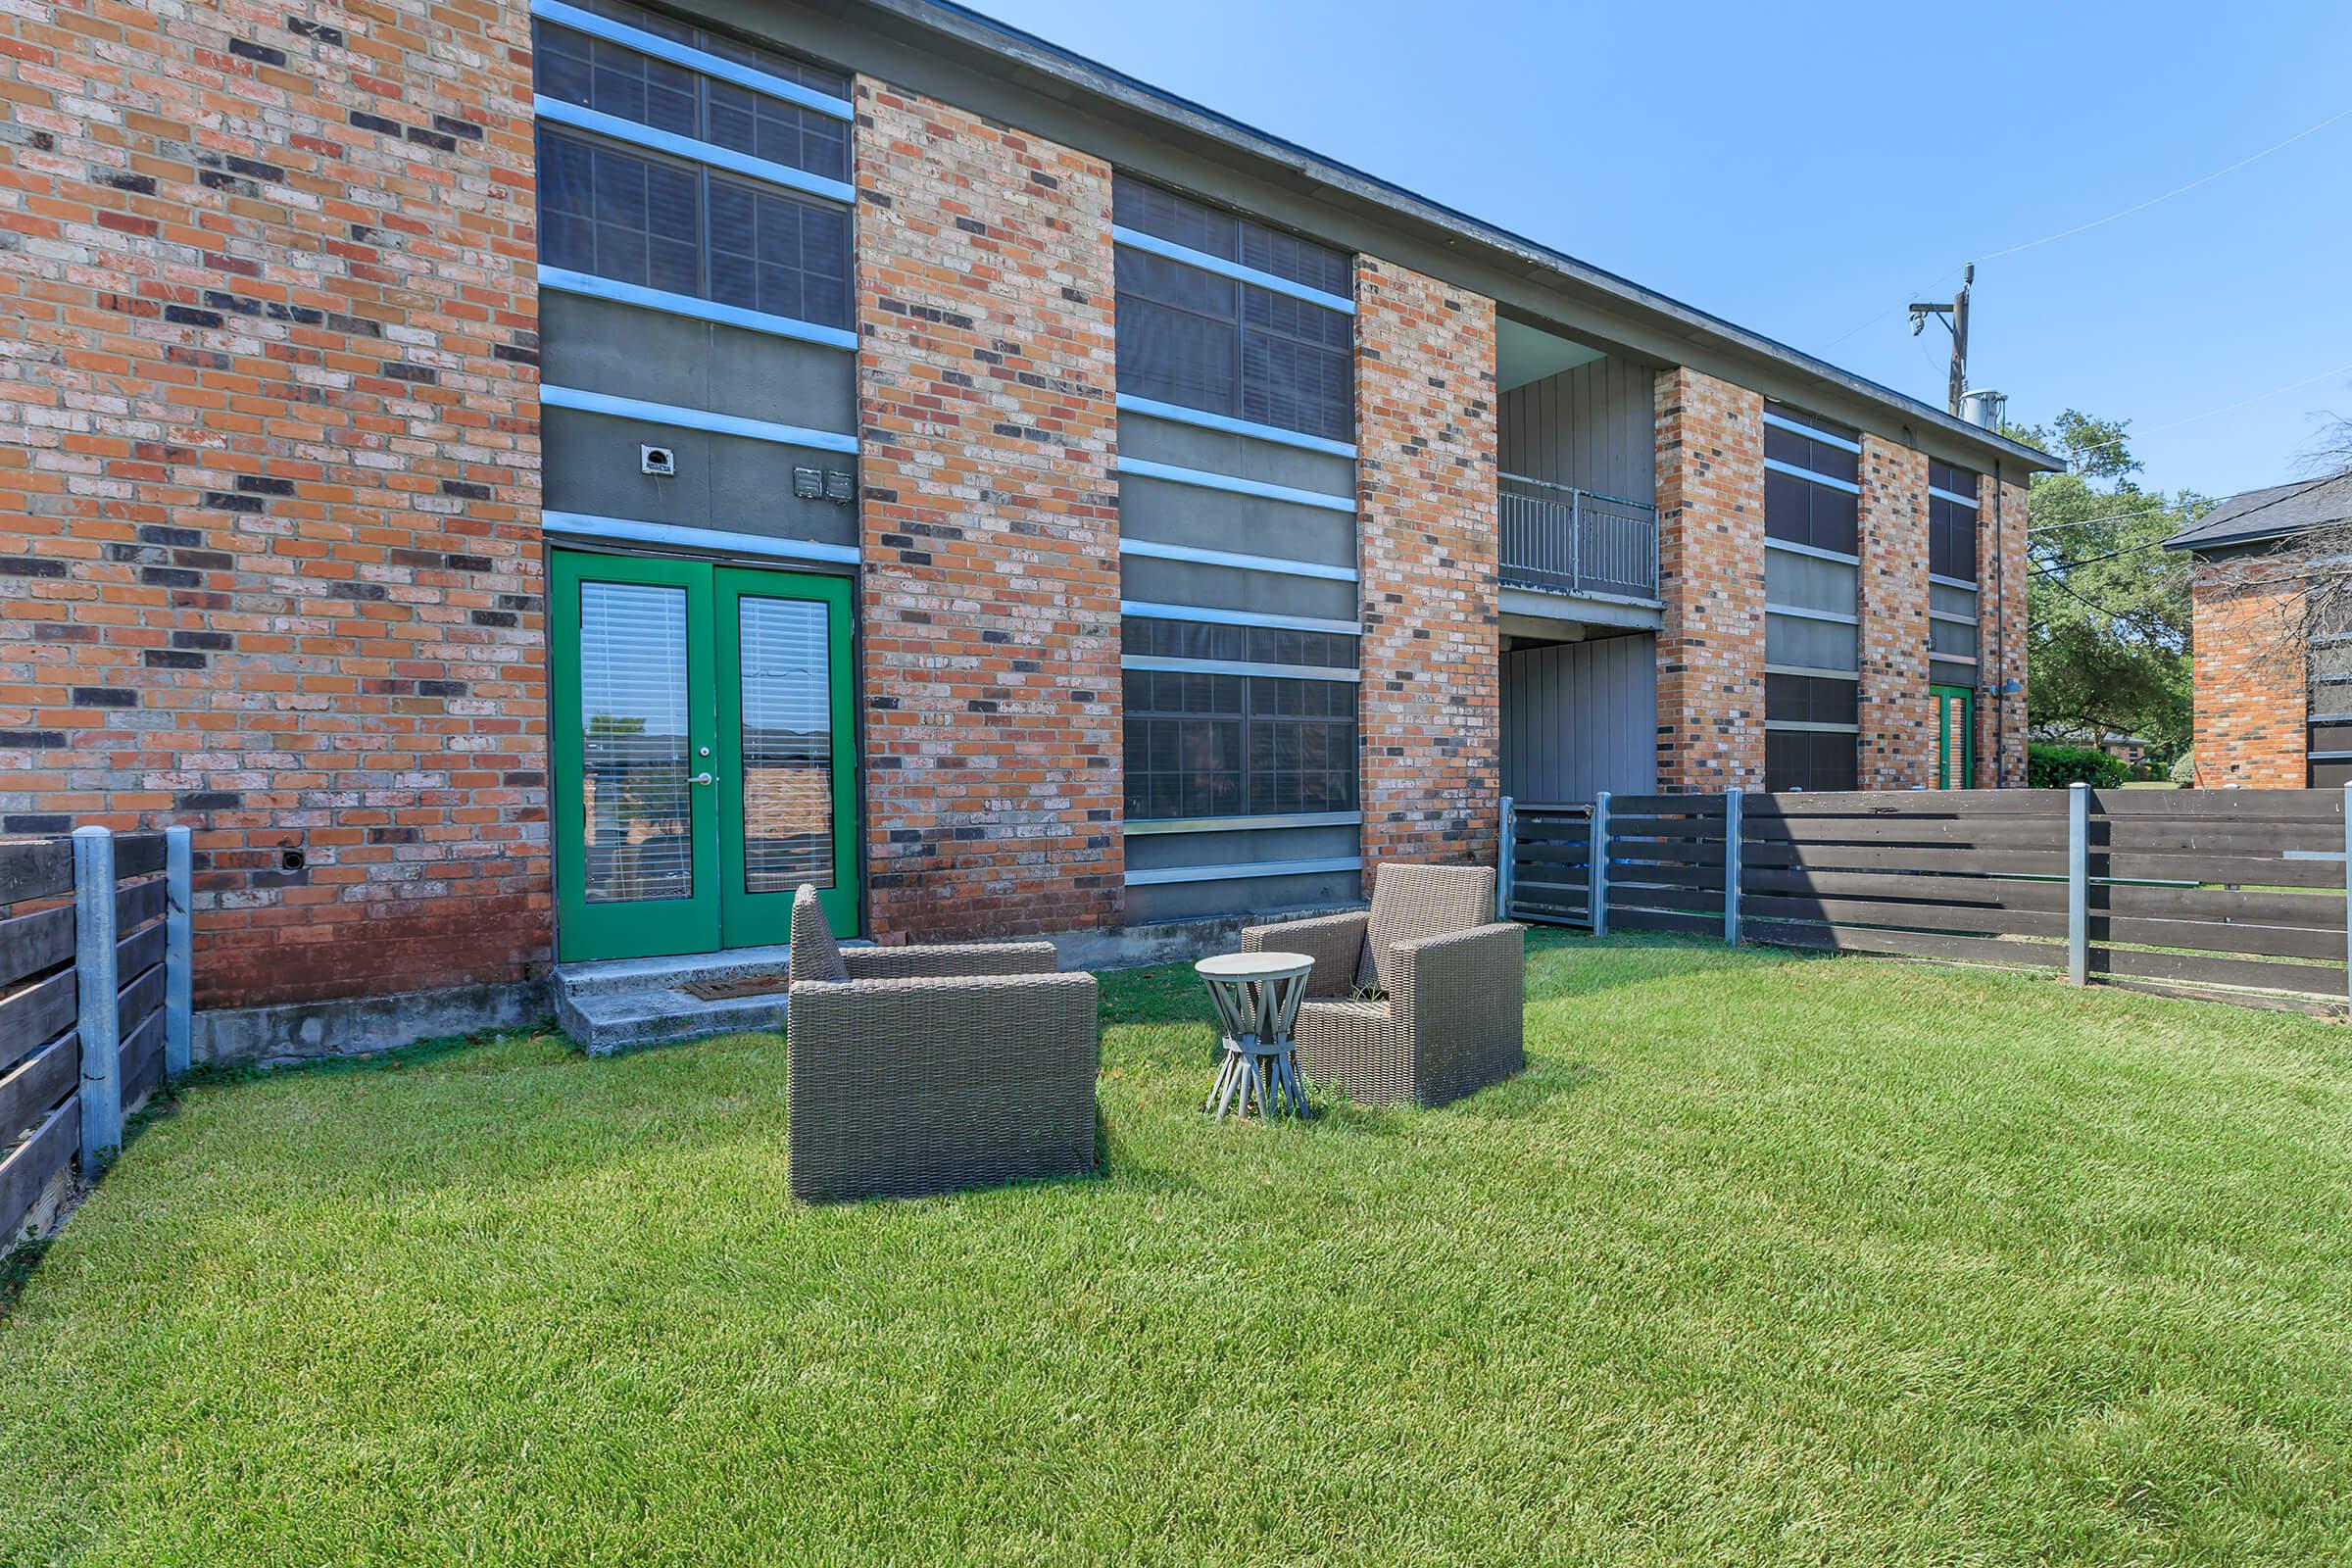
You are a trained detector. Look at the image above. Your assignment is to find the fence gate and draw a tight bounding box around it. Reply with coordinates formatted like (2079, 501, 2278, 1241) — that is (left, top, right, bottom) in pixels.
(1499, 799, 1596, 928)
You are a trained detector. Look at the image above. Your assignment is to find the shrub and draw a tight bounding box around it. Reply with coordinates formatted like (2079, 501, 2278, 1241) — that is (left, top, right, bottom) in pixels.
(2169, 752, 2197, 787)
(2027, 742, 2130, 789)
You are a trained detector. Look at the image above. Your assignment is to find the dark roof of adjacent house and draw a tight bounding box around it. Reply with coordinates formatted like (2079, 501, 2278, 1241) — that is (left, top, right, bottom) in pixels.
(2165, 471, 2352, 554)
(857, 0, 2062, 476)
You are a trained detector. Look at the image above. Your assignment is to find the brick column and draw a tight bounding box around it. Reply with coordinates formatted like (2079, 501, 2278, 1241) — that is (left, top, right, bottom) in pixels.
(1976, 472, 2031, 785)
(1353, 258, 1499, 875)
(1653, 368, 1766, 791)
(852, 79, 1122, 941)
(1857, 437, 1932, 788)
(0, 0, 545, 1009)
(2188, 557, 2307, 787)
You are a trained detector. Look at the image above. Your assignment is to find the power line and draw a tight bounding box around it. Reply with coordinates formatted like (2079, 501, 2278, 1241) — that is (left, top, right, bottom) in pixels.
(2031, 535, 2172, 574)
(2140, 360, 2352, 433)
(1977, 106, 2352, 263)
(2027, 504, 2175, 535)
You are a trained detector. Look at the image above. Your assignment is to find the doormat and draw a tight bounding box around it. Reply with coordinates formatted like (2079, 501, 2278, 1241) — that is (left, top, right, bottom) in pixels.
(681, 971, 789, 1003)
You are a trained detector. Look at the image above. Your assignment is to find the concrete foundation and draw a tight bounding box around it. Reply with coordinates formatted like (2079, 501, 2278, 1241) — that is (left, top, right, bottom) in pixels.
(194, 980, 550, 1069)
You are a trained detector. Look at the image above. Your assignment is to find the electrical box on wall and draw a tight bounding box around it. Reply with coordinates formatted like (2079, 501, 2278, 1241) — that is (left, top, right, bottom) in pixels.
(640, 444, 676, 476)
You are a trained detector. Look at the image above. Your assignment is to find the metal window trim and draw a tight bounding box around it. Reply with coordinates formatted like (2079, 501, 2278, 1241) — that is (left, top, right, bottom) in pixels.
(1124, 811, 1362, 836)
(1112, 224, 1355, 314)
(1930, 652, 1982, 667)
(1764, 719, 1863, 735)
(540, 383, 858, 453)
(1124, 856, 1363, 887)
(1122, 655, 1359, 684)
(1929, 571, 1982, 591)
(530, 0, 857, 120)
(1120, 600, 1361, 636)
(1929, 609, 1981, 627)
(541, 511, 860, 564)
(1762, 408, 1862, 454)
(1116, 458, 1356, 515)
(1764, 601, 1860, 626)
(1118, 538, 1356, 582)
(1764, 536, 1860, 567)
(1928, 484, 1981, 511)
(1763, 662, 1861, 682)
(533, 94, 857, 205)
(1115, 393, 1357, 459)
(536, 265, 857, 348)
(2309, 711, 2352, 724)
(1763, 456, 1862, 495)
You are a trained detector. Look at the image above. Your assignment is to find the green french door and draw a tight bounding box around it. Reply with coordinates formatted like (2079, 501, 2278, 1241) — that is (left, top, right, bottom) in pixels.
(1933, 685, 1975, 790)
(551, 551, 858, 962)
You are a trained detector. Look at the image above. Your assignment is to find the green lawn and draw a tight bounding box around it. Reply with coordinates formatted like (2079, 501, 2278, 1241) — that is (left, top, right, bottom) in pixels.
(5, 933, 2352, 1565)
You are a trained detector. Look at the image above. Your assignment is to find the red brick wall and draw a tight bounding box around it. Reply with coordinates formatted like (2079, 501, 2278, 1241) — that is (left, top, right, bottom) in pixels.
(851, 79, 1122, 940)
(1857, 437, 1932, 788)
(2188, 554, 2306, 787)
(1653, 368, 1765, 791)
(0, 0, 545, 1008)
(1976, 473, 2030, 786)
(1352, 258, 1499, 875)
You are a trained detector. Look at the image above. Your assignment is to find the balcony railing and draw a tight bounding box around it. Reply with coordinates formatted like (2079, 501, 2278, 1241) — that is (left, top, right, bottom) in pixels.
(1497, 474, 1659, 605)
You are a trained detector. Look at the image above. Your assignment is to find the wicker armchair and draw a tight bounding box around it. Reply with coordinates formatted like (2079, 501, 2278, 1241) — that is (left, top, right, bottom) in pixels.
(785, 887, 1100, 1201)
(1240, 862, 1523, 1108)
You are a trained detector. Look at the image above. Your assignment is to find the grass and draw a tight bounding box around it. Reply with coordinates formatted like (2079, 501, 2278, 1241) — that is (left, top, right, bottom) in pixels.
(4, 933, 2352, 1565)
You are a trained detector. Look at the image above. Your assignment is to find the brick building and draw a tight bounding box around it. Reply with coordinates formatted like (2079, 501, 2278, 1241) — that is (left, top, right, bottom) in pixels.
(0, 0, 2054, 1054)
(2166, 472, 2352, 788)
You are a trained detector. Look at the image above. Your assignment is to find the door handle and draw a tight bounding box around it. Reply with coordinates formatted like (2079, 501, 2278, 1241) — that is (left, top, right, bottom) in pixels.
(690, 771, 715, 786)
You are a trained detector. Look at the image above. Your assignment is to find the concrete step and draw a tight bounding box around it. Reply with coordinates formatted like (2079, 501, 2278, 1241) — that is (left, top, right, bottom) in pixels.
(551, 943, 805, 1054)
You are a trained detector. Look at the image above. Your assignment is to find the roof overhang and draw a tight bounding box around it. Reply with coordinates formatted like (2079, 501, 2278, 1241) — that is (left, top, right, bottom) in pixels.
(809, 0, 2063, 476)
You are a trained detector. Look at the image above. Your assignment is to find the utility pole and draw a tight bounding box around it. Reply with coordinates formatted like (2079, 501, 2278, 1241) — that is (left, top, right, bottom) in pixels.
(1910, 263, 1971, 417)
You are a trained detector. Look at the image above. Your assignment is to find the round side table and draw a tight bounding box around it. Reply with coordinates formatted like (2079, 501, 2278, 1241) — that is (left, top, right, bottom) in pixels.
(1195, 952, 1314, 1120)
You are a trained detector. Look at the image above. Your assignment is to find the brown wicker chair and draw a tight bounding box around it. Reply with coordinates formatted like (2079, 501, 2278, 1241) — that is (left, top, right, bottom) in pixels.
(785, 887, 1100, 1201)
(1240, 862, 1523, 1107)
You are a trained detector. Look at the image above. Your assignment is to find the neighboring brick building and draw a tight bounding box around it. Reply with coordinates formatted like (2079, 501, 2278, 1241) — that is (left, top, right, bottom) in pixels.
(0, 0, 2054, 1053)
(2166, 473, 2352, 788)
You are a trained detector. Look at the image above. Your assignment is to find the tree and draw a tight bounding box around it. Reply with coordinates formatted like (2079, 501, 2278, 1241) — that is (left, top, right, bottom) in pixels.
(2197, 409, 2352, 682)
(2002, 411, 2199, 763)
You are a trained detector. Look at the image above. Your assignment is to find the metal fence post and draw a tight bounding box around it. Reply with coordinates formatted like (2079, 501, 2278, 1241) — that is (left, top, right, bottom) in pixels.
(165, 824, 193, 1077)
(2342, 782, 2351, 1013)
(1723, 787, 1743, 946)
(2067, 782, 2090, 986)
(1590, 791, 1611, 938)
(73, 825, 123, 1166)
(1497, 796, 1516, 921)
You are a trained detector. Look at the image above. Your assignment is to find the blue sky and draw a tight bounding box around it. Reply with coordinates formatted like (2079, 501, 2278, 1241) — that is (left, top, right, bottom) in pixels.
(974, 0, 2352, 500)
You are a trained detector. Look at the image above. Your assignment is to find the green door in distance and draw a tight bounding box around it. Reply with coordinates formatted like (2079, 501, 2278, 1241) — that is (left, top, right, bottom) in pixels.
(551, 552, 858, 962)
(1932, 685, 1975, 790)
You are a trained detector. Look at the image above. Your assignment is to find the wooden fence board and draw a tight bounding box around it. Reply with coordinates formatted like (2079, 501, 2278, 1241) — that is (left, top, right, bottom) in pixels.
(118, 961, 165, 1036)
(0, 1096, 76, 1245)
(2096, 819, 2345, 858)
(1747, 791, 2066, 818)
(0, 1031, 74, 1145)
(0, 968, 76, 1078)
(2092, 852, 2344, 889)
(1609, 883, 1724, 915)
(0, 840, 74, 906)
(2089, 789, 2342, 819)
(1745, 814, 2065, 851)
(119, 1007, 165, 1108)
(0, 905, 73, 994)
(1749, 919, 2064, 969)
(1512, 843, 1592, 867)
(1612, 837, 1729, 866)
(115, 876, 168, 932)
(2092, 946, 2339, 997)
(2094, 882, 2345, 929)
(2091, 915, 2345, 963)
(1740, 892, 2066, 941)
(1743, 842, 2068, 877)
(115, 921, 166, 987)
(1605, 796, 1727, 818)
(1741, 866, 2070, 910)
(113, 834, 166, 879)
(1610, 907, 1721, 938)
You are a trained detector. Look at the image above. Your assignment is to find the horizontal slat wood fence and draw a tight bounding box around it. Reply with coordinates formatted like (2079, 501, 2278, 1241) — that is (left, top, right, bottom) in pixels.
(0, 826, 193, 1250)
(1500, 787, 2352, 1014)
